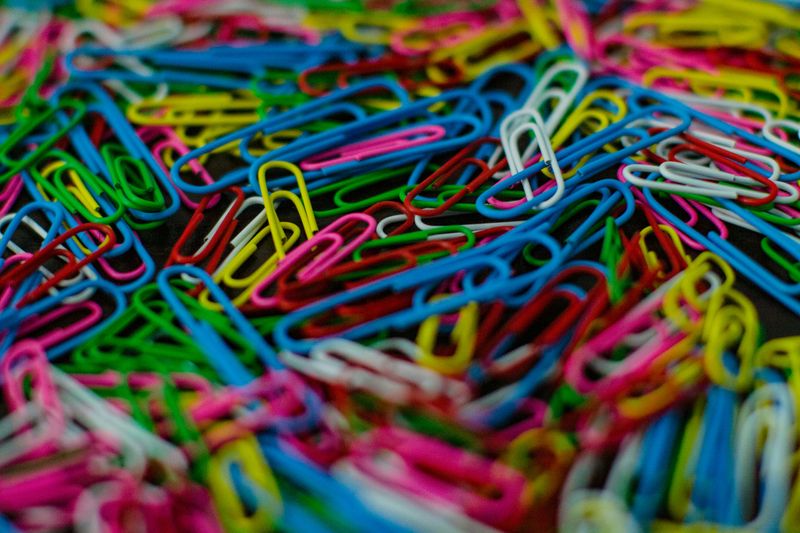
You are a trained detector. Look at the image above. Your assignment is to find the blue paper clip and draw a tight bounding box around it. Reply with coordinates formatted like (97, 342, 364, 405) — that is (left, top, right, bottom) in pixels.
(641, 180, 800, 314)
(64, 40, 380, 89)
(690, 386, 738, 525)
(631, 409, 682, 525)
(157, 265, 282, 384)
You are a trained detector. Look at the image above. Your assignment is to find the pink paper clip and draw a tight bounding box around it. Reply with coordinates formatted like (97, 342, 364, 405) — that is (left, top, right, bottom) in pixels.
(190, 370, 313, 441)
(0, 176, 23, 219)
(0, 340, 67, 465)
(391, 12, 487, 56)
(555, 0, 595, 60)
(595, 34, 716, 80)
(562, 284, 678, 396)
(300, 125, 446, 171)
(16, 301, 103, 351)
(249, 213, 376, 309)
(82, 476, 180, 533)
(2, 340, 62, 418)
(0, 254, 29, 311)
(345, 427, 527, 530)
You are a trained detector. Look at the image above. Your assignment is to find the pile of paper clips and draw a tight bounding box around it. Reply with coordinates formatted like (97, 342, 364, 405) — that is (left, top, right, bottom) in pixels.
(6, 0, 800, 531)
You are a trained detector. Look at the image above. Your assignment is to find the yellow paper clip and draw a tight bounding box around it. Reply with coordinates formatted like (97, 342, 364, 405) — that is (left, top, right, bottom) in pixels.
(504, 428, 575, 506)
(638, 224, 691, 273)
(76, 0, 150, 26)
(666, 399, 705, 521)
(416, 299, 478, 375)
(198, 162, 317, 310)
(304, 12, 417, 46)
(624, 8, 768, 49)
(515, 0, 561, 50)
(643, 66, 791, 119)
(434, 20, 543, 81)
(257, 161, 317, 261)
(701, 287, 758, 391)
(207, 434, 283, 532)
(127, 92, 264, 127)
